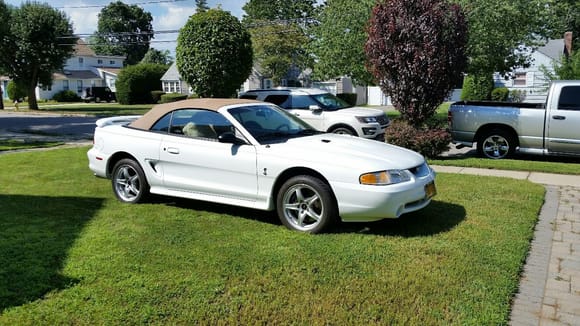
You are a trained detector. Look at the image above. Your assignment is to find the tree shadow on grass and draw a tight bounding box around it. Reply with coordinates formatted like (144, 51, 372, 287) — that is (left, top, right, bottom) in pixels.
(157, 196, 465, 237)
(0, 195, 104, 312)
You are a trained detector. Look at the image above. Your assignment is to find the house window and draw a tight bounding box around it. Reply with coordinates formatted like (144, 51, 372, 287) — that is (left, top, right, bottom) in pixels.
(110, 60, 115, 65)
(63, 80, 69, 91)
(78, 57, 84, 66)
(77, 80, 83, 93)
(163, 82, 169, 93)
(97, 59, 103, 64)
(514, 73, 526, 86)
(41, 84, 52, 91)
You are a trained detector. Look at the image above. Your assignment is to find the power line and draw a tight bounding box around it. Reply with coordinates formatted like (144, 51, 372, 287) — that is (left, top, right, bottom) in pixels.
(56, 0, 190, 10)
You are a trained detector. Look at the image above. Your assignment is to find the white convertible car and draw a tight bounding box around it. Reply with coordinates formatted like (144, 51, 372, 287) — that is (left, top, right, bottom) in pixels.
(88, 99, 436, 233)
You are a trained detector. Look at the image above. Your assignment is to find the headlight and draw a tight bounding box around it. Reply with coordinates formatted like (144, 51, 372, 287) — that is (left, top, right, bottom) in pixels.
(359, 170, 411, 185)
(356, 116, 378, 123)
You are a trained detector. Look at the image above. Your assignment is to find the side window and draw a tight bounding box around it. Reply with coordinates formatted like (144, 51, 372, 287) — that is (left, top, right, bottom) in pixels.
(264, 94, 290, 108)
(150, 113, 172, 133)
(240, 94, 258, 100)
(290, 95, 318, 110)
(165, 109, 232, 140)
(558, 86, 580, 111)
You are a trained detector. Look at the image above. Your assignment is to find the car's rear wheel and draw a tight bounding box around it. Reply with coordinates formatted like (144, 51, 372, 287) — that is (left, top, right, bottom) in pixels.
(477, 129, 516, 159)
(276, 175, 337, 233)
(111, 159, 149, 203)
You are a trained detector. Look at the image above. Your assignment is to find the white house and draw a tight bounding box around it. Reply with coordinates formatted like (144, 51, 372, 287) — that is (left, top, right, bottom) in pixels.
(494, 36, 571, 103)
(36, 39, 125, 100)
(160, 62, 192, 96)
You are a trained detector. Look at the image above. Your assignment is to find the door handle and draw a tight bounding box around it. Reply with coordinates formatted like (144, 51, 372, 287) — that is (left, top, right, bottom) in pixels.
(552, 115, 566, 120)
(166, 147, 180, 154)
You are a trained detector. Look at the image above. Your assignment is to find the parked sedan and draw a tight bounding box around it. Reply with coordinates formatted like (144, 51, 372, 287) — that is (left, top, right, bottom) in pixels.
(88, 99, 436, 233)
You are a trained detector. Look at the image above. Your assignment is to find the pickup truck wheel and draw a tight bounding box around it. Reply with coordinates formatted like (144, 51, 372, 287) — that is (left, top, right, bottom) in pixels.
(478, 129, 516, 159)
(330, 126, 356, 136)
(112, 159, 149, 203)
(277, 175, 337, 233)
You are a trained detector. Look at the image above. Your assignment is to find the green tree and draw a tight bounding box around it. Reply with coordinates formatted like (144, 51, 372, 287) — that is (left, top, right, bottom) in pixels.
(541, 51, 580, 81)
(366, 0, 468, 126)
(310, 0, 375, 85)
(115, 63, 167, 104)
(454, 0, 547, 76)
(544, 0, 579, 51)
(0, 2, 76, 110)
(195, 0, 209, 12)
(0, 0, 10, 110)
(243, 0, 315, 86)
(176, 9, 253, 98)
(140, 48, 173, 66)
(90, 1, 153, 65)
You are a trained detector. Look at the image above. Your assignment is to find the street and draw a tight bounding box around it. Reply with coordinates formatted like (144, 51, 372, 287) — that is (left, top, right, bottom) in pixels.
(0, 111, 98, 141)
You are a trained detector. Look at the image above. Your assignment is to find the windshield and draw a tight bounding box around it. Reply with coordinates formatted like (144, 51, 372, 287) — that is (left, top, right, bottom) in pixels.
(228, 104, 321, 143)
(311, 93, 351, 110)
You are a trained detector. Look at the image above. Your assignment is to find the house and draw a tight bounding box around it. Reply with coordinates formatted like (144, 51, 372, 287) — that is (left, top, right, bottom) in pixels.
(36, 39, 125, 100)
(160, 62, 192, 96)
(494, 35, 572, 103)
(1, 76, 8, 101)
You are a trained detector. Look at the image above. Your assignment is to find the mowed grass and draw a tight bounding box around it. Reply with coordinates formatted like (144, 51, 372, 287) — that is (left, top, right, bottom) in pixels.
(0, 139, 64, 151)
(0, 147, 545, 324)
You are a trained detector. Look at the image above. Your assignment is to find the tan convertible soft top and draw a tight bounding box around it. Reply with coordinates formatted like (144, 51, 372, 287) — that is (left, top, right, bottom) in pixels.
(129, 98, 262, 130)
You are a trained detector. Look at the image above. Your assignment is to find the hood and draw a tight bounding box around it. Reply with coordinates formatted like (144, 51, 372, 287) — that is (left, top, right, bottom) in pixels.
(266, 134, 425, 171)
(337, 106, 384, 117)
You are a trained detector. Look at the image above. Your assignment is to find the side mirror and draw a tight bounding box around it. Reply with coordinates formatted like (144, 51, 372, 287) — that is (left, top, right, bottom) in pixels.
(309, 105, 322, 112)
(218, 131, 246, 145)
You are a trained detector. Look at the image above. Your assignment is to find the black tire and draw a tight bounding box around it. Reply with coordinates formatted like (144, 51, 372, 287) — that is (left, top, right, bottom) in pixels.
(330, 126, 357, 136)
(111, 159, 150, 203)
(276, 175, 338, 233)
(477, 128, 516, 159)
(95, 97, 101, 103)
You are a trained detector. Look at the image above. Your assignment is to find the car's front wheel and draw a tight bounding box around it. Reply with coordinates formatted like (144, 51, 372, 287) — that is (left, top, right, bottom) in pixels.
(111, 159, 149, 203)
(330, 126, 357, 136)
(276, 175, 337, 233)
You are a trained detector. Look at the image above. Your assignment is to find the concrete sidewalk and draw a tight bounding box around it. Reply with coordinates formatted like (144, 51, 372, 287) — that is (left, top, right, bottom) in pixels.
(433, 165, 580, 325)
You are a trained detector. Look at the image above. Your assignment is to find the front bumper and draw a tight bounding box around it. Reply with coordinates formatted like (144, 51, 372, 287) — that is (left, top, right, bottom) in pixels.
(332, 168, 436, 222)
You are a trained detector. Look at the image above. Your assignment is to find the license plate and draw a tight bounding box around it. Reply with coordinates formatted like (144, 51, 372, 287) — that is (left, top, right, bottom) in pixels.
(425, 181, 437, 199)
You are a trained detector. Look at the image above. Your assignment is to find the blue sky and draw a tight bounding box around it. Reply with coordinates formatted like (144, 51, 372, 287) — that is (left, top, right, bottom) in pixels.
(5, 0, 246, 55)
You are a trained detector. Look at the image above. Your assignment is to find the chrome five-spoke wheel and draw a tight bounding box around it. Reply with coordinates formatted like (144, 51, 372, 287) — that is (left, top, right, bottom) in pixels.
(112, 159, 149, 203)
(277, 175, 337, 233)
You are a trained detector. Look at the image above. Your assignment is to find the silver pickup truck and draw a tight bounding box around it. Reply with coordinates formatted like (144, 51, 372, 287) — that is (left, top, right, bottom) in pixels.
(448, 80, 580, 159)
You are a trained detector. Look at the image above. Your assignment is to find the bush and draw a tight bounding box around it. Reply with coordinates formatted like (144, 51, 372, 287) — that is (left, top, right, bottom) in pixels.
(52, 90, 80, 102)
(491, 87, 509, 101)
(460, 74, 494, 101)
(115, 63, 167, 104)
(386, 120, 451, 158)
(337, 93, 357, 106)
(151, 90, 165, 104)
(160, 93, 188, 103)
(6, 81, 27, 102)
(509, 89, 525, 103)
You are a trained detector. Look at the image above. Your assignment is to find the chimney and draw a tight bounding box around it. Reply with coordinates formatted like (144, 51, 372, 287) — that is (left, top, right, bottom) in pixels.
(564, 32, 573, 58)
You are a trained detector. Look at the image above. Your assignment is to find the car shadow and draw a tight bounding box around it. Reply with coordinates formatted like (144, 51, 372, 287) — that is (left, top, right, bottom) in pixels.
(159, 197, 465, 237)
(0, 194, 104, 312)
(329, 200, 466, 236)
(438, 145, 580, 164)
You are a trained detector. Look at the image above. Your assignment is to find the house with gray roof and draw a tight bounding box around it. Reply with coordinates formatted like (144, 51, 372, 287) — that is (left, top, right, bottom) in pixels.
(34, 39, 126, 100)
(494, 37, 570, 103)
(160, 62, 193, 96)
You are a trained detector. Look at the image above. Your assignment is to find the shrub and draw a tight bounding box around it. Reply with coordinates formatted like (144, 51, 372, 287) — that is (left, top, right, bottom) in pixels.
(6, 81, 27, 102)
(491, 87, 509, 101)
(160, 93, 188, 103)
(337, 93, 357, 106)
(460, 74, 494, 101)
(509, 89, 525, 102)
(151, 90, 165, 104)
(52, 90, 80, 102)
(386, 120, 451, 158)
(115, 63, 167, 104)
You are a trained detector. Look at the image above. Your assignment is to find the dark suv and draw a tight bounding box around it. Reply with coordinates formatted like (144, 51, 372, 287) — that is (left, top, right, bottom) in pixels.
(82, 86, 116, 103)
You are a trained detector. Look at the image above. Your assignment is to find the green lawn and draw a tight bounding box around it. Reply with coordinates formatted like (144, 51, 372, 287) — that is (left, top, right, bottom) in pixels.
(0, 147, 545, 324)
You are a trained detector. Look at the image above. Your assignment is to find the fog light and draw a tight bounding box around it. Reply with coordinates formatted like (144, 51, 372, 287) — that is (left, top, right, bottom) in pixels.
(362, 127, 376, 135)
